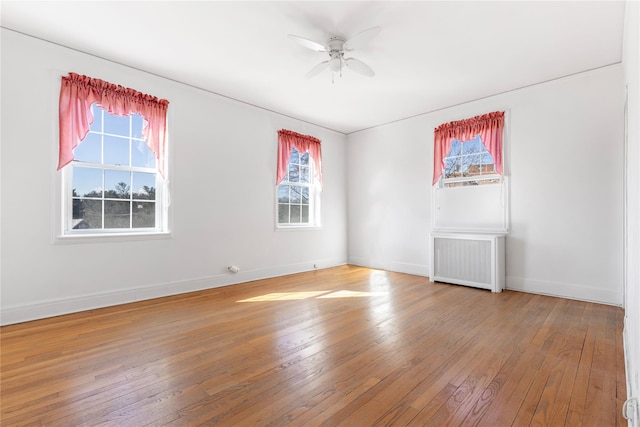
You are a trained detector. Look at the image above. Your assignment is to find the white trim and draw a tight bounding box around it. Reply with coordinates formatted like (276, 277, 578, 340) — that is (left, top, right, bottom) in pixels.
(431, 110, 511, 233)
(275, 225, 323, 231)
(432, 175, 510, 233)
(624, 326, 640, 426)
(390, 262, 430, 277)
(342, 261, 621, 305)
(348, 257, 430, 277)
(506, 275, 623, 306)
(0, 258, 347, 326)
(275, 153, 322, 229)
(442, 174, 501, 186)
(54, 230, 172, 244)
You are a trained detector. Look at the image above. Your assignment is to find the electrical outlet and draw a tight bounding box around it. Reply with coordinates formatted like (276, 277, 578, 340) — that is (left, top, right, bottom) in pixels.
(313, 264, 318, 269)
(623, 398, 639, 423)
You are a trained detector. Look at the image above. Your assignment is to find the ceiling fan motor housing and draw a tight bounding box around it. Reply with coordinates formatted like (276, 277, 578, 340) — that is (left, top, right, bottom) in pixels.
(288, 27, 380, 79)
(327, 37, 346, 72)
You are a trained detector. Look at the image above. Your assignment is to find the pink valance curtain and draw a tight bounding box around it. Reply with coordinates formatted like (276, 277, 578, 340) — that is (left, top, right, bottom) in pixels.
(276, 129, 322, 185)
(58, 72, 170, 177)
(432, 111, 505, 185)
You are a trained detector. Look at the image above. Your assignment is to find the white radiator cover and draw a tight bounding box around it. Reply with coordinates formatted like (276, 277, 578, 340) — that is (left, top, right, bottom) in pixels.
(430, 232, 506, 292)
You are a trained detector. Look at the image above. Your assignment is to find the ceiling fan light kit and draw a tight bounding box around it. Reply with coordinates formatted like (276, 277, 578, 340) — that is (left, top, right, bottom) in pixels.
(289, 26, 381, 82)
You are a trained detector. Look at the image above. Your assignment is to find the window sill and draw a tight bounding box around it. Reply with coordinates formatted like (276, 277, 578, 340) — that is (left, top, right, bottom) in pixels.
(275, 225, 322, 231)
(55, 231, 172, 244)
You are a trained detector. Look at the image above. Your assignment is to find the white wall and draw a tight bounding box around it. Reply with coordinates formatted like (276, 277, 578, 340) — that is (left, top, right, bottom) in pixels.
(347, 120, 432, 276)
(623, 0, 640, 420)
(0, 29, 348, 325)
(0, 25, 627, 322)
(347, 64, 624, 306)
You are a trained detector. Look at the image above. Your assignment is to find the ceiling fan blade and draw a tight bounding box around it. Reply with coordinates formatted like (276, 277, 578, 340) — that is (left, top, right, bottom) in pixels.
(345, 58, 375, 77)
(288, 34, 327, 52)
(305, 60, 330, 79)
(343, 26, 381, 51)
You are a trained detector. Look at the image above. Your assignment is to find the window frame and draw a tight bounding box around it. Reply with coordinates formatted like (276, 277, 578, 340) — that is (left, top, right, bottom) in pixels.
(437, 136, 503, 188)
(57, 104, 171, 241)
(275, 147, 322, 229)
(431, 111, 510, 233)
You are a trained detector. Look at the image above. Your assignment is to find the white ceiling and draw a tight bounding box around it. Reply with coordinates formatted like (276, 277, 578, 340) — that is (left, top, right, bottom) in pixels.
(0, 1, 626, 134)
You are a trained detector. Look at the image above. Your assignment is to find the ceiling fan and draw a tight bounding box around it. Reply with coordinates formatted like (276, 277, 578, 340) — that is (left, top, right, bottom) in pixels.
(288, 26, 381, 80)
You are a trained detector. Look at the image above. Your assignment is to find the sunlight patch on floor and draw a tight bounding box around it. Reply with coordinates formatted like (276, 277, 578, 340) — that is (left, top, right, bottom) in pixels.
(237, 289, 388, 302)
(237, 291, 331, 302)
(317, 290, 387, 299)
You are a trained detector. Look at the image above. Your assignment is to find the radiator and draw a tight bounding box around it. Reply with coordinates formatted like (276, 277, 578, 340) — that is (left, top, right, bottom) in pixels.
(430, 232, 506, 292)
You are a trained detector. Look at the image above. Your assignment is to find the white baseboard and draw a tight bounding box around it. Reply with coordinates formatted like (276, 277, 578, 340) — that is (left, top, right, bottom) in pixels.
(0, 259, 346, 326)
(506, 275, 623, 306)
(623, 313, 640, 426)
(6, 263, 620, 325)
(348, 257, 430, 277)
(348, 259, 621, 306)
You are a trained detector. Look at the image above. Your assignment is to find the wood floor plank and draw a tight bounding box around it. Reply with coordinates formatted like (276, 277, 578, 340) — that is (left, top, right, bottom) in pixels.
(0, 265, 625, 426)
(531, 301, 587, 426)
(567, 302, 598, 419)
(460, 294, 552, 426)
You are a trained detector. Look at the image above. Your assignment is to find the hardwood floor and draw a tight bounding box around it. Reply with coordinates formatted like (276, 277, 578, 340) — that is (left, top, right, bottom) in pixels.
(0, 265, 626, 426)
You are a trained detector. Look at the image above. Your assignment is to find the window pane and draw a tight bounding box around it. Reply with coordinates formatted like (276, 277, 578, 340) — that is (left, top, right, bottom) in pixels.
(442, 132, 499, 185)
(466, 153, 483, 176)
(288, 164, 299, 183)
(65, 93, 167, 235)
(73, 167, 102, 197)
(131, 113, 144, 139)
(277, 185, 289, 203)
(105, 170, 131, 199)
(481, 163, 496, 174)
(103, 135, 130, 166)
(90, 104, 102, 132)
(104, 113, 130, 137)
(276, 145, 318, 227)
(278, 204, 289, 223)
(290, 205, 301, 223)
(74, 132, 101, 163)
(448, 140, 461, 157)
(444, 157, 462, 178)
(289, 148, 300, 165)
(462, 137, 481, 154)
(482, 151, 495, 165)
(290, 186, 302, 203)
(105, 200, 130, 228)
(132, 201, 155, 228)
(131, 139, 156, 168)
(459, 157, 472, 175)
(300, 166, 309, 183)
(72, 199, 102, 229)
(132, 172, 156, 200)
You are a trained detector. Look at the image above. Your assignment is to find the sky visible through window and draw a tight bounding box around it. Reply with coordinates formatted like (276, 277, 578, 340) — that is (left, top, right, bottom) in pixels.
(72, 104, 156, 197)
(70, 104, 159, 230)
(444, 135, 496, 178)
(278, 147, 312, 225)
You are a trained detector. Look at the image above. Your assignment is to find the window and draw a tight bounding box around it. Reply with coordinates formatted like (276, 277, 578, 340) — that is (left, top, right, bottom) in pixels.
(431, 111, 509, 232)
(57, 73, 169, 236)
(277, 147, 321, 227)
(66, 104, 164, 232)
(442, 135, 501, 187)
(275, 129, 322, 228)
(432, 111, 504, 186)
